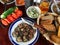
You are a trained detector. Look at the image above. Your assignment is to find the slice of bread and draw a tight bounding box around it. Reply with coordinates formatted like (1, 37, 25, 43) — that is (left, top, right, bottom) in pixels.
(58, 26, 60, 38)
(41, 15, 54, 21)
(50, 34, 60, 44)
(41, 19, 52, 24)
(57, 16, 60, 24)
(42, 24, 56, 32)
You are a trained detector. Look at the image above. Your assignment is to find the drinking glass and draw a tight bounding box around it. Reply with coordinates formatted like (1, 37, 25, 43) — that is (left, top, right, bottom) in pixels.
(39, 0, 51, 14)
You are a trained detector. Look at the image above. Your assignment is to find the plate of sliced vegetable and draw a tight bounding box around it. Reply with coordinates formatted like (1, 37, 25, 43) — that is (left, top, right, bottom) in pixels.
(8, 18, 39, 45)
(1, 7, 23, 26)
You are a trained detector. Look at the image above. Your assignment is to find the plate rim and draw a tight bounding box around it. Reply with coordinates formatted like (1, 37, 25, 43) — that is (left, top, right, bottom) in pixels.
(0, 0, 15, 5)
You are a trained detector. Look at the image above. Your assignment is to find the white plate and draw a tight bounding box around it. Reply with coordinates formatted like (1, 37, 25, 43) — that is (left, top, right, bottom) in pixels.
(0, 0, 15, 5)
(51, 1, 60, 14)
(8, 18, 39, 45)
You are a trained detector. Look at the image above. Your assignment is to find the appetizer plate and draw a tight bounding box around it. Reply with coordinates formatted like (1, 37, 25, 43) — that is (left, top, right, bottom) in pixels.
(8, 18, 39, 45)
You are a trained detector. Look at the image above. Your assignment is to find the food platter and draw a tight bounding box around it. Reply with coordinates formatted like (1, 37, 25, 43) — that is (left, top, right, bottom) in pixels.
(37, 12, 60, 45)
(0, 0, 60, 45)
(8, 18, 39, 45)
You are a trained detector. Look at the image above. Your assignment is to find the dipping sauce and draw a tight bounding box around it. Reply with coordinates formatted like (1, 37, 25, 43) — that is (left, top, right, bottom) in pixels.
(53, 3, 60, 15)
(16, 0, 25, 6)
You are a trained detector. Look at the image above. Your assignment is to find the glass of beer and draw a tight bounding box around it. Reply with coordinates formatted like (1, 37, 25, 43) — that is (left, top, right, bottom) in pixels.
(39, 0, 51, 14)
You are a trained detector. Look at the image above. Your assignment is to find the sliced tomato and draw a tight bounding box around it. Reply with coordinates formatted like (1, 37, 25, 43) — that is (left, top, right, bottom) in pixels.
(1, 19, 8, 26)
(12, 13, 18, 19)
(4, 18, 11, 24)
(7, 15, 15, 22)
(17, 10, 22, 15)
(16, 10, 22, 18)
(14, 8, 19, 13)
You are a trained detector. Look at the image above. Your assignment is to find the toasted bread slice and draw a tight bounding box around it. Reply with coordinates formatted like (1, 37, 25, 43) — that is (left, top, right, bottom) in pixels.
(58, 26, 60, 38)
(41, 19, 52, 24)
(48, 12, 58, 16)
(42, 24, 56, 32)
(41, 15, 54, 21)
(50, 34, 60, 44)
(57, 16, 60, 24)
(34, 23, 46, 34)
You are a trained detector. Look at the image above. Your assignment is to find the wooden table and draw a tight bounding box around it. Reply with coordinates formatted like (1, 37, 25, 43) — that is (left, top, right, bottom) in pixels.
(0, 2, 54, 45)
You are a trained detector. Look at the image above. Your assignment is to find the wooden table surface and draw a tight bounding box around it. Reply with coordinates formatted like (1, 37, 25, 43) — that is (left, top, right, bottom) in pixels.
(0, 2, 54, 45)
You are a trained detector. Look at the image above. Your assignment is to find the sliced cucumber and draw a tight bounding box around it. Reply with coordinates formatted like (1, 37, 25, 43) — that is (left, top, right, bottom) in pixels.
(1, 6, 17, 19)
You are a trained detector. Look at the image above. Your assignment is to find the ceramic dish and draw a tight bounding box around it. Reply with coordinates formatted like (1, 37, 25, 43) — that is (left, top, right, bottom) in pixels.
(0, 0, 14, 5)
(15, 0, 25, 6)
(26, 6, 41, 19)
(8, 18, 39, 45)
(51, 1, 60, 15)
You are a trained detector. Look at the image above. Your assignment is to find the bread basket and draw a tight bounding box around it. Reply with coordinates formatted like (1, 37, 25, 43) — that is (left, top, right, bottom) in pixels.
(37, 12, 60, 45)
